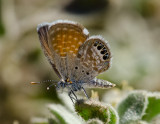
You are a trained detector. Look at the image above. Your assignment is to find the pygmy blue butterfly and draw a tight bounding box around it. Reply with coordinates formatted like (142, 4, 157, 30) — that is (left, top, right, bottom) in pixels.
(35, 20, 115, 103)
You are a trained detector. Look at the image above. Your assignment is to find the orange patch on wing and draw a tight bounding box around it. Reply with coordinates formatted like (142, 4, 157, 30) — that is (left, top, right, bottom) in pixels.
(48, 24, 88, 57)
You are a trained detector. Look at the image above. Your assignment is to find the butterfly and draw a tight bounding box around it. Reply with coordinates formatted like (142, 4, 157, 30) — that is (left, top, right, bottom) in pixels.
(36, 20, 115, 103)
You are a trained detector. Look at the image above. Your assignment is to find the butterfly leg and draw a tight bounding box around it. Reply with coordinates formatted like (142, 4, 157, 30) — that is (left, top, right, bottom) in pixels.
(68, 90, 77, 103)
(82, 87, 89, 99)
(68, 91, 75, 103)
(71, 90, 78, 100)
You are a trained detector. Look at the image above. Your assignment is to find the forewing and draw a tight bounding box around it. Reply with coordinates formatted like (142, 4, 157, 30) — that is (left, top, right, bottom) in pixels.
(74, 36, 112, 82)
(37, 23, 61, 78)
(47, 20, 89, 80)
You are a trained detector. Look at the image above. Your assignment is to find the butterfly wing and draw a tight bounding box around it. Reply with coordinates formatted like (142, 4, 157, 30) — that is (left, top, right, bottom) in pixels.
(37, 21, 111, 84)
(83, 78, 115, 89)
(37, 23, 61, 78)
(73, 36, 112, 83)
(47, 20, 89, 80)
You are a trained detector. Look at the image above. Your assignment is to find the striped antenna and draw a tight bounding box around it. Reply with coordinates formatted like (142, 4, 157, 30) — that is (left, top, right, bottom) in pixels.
(30, 80, 57, 90)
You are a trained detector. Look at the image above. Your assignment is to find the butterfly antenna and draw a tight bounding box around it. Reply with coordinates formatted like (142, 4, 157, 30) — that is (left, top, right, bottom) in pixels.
(30, 80, 56, 84)
(30, 80, 57, 90)
(47, 83, 56, 90)
(30, 81, 41, 84)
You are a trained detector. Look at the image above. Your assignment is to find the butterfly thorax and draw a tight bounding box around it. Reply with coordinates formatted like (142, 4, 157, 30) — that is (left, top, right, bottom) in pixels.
(56, 78, 83, 92)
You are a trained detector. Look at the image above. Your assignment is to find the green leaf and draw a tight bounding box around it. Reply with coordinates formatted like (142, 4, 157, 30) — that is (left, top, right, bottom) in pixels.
(49, 110, 67, 124)
(48, 118, 59, 124)
(142, 93, 160, 122)
(48, 104, 82, 124)
(117, 91, 148, 124)
(87, 119, 103, 124)
(108, 105, 119, 124)
(75, 100, 119, 124)
(117, 91, 160, 123)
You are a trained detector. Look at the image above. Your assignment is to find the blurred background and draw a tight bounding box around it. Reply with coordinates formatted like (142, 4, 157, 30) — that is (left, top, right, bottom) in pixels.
(0, 0, 160, 123)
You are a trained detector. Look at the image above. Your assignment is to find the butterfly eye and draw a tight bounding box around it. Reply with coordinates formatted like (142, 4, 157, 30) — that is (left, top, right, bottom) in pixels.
(103, 53, 109, 60)
(75, 67, 78, 69)
(94, 41, 99, 46)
